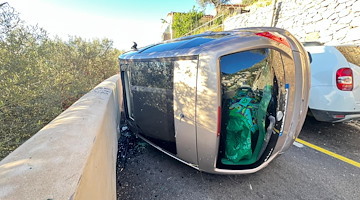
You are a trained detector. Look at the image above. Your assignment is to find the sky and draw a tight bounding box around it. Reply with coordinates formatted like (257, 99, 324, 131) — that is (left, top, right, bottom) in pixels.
(7, 0, 219, 50)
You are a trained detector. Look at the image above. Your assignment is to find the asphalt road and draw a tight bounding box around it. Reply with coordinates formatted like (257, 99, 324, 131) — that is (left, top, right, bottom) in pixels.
(117, 117, 360, 200)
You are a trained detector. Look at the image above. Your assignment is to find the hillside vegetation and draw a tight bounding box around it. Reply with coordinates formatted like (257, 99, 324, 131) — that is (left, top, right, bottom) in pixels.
(0, 4, 122, 160)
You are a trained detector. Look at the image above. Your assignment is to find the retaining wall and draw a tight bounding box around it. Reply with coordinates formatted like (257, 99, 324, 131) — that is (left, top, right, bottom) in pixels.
(0, 74, 122, 200)
(224, 0, 360, 45)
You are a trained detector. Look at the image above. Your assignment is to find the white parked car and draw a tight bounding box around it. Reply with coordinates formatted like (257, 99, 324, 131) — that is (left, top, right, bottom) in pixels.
(305, 43, 360, 122)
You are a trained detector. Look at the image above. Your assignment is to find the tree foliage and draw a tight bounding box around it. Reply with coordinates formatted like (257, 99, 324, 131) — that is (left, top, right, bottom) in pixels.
(0, 2, 21, 40)
(0, 4, 122, 160)
(172, 7, 204, 38)
(196, 0, 230, 7)
(241, 0, 260, 6)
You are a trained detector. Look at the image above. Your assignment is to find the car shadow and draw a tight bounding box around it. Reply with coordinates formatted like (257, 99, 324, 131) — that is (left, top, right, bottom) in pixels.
(299, 116, 360, 161)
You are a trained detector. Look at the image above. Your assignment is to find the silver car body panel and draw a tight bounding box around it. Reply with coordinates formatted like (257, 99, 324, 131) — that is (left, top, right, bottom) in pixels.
(119, 27, 310, 174)
(173, 59, 198, 165)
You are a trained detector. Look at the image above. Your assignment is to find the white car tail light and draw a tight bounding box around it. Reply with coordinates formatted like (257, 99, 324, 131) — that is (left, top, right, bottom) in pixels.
(336, 68, 353, 91)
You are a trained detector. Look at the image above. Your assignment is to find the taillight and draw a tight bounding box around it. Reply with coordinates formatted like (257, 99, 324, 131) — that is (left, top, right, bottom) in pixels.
(336, 68, 353, 91)
(255, 32, 290, 47)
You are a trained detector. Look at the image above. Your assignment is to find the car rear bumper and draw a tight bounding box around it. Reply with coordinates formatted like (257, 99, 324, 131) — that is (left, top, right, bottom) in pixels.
(310, 109, 360, 122)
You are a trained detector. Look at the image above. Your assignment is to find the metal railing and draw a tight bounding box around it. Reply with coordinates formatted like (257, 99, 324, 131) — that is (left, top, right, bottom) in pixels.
(181, 6, 251, 37)
(182, 14, 226, 37)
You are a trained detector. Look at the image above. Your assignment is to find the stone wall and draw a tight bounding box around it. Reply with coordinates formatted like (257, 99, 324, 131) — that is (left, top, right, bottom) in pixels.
(224, 0, 360, 45)
(224, 4, 273, 28)
(336, 46, 360, 66)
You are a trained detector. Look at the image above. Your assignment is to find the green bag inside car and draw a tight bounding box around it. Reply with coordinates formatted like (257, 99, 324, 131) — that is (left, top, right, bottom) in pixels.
(222, 85, 272, 164)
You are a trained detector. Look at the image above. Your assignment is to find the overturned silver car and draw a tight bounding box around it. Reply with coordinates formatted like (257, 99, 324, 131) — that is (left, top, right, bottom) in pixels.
(119, 27, 310, 174)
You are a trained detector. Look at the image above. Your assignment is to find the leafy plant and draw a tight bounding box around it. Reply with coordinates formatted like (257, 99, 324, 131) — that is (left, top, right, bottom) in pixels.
(241, 0, 259, 6)
(172, 7, 204, 38)
(196, 0, 230, 7)
(0, 4, 122, 160)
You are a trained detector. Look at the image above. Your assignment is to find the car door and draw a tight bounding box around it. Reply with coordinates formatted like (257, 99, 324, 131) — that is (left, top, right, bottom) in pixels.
(173, 59, 198, 165)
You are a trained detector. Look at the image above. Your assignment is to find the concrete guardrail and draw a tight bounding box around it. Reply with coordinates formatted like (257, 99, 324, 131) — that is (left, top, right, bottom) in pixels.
(0, 74, 122, 200)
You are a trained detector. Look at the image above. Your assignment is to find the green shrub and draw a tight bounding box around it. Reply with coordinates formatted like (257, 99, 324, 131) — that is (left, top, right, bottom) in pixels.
(242, 0, 260, 6)
(0, 4, 122, 160)
(172, 7, 204, 38)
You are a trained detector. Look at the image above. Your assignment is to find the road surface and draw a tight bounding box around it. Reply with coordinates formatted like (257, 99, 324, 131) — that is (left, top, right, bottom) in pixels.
(117, 117, 360, 200)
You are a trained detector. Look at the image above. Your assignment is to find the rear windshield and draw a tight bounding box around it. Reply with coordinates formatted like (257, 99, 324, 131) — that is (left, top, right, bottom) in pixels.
(219, 48, 288, 166)
(220, 49, 274, 95)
